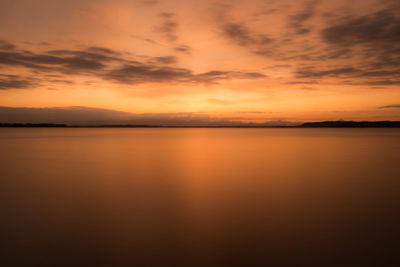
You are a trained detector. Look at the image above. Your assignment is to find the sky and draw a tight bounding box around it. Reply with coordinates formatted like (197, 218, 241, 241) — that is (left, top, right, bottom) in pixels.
(0, 0, 399, 125)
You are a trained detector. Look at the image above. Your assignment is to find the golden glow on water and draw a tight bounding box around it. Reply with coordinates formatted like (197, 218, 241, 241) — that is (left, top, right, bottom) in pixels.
(1, 128, 400, 266)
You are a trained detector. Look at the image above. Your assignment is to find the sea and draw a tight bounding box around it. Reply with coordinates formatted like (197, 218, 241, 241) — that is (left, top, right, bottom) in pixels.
(1, 128, 400, 266)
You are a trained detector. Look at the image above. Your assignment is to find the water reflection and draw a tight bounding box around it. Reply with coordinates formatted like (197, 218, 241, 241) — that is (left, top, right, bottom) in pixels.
(1, 128, 400, 266)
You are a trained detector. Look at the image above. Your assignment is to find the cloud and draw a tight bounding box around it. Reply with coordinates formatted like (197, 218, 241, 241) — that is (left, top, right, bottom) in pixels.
(47, 79, 74, 85)
(0, 46, 119, 73)
(47, 47, 120, 62)
(150, 56, 177, 64)
(0, 40, 17, 50)
(294, 65, 400, 86)
(0, 106, 293, 126)
(157, 12, 179, 41)
(103, 64, 265, 85)
(174, 45, 191, 53)
(322, 10, 400, 46)
(286, 80, 318, 85)
(295, 67, 359, 78)
(294, 65, 400, 85)
(295, 8, 400, 86)
(221, 23, 274, 47)
(213, 3, 399, 89)
(0, 41, 265, 88)
(85, 46, 120, 55)
(317, 8, 400, 83)
(363, 80, 400, 86)
(39, 42, 52, 46)
(288, 0, 318, 35)
(0, 106, 134, 125)
(0, 75, 37, 90)
(216, 3, 320, 59)
(196, 70, 266, 83)
(379, 104, 400, 109)
(103, 63, 193, 84)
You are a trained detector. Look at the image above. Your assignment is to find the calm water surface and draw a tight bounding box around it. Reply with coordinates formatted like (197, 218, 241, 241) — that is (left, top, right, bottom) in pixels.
(1, 128, 400, 266)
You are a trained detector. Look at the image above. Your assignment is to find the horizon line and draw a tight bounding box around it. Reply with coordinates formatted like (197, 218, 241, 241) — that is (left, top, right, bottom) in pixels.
(1, 121, 400, 128)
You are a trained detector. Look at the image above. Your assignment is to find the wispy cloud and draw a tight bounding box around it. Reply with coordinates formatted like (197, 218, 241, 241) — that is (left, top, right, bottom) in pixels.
(0, 106, 293, 126)
(0, 41, 266, 88)
(0, 40, 17, 50)
(0, 74, 37, 90)
(288, 0, 319, 35)
(157, 12, 179, 42)
(221, 22, 274, 48)
(379, 104, 400, 109)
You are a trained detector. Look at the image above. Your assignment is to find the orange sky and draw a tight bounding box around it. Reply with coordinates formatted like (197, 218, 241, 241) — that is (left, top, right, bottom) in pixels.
(0, 0, 399, 124)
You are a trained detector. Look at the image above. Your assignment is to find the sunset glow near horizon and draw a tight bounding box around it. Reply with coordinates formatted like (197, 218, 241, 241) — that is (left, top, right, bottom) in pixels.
(1, 0, 400, 125)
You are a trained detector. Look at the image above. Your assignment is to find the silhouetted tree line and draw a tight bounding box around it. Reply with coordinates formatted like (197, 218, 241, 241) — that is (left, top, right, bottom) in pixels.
(0, 123, 68, 127)
(301, 121, 400, 128)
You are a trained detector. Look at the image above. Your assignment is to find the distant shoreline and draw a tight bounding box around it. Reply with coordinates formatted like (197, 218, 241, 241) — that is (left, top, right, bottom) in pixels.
(1, 121, 400, 128)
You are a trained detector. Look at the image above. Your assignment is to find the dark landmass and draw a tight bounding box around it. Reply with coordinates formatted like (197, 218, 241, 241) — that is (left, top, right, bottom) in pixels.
(0, 123, 286, 128)
(1, 121, 400, 128)
(74, 125, 160, 128)
(301, 121, 400, 128)
(0, 123, 68, 127)
(0, 123, 159, 128)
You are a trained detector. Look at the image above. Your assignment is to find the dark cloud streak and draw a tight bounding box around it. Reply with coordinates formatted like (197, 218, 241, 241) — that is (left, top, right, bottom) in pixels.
(150, 56, 177, 64)
(0, 40, 17, 50)
(288, 0, 318, 35)
(290, 7, 400, 86)
(174, 45, 191, 53)
(379, 104, 400, 109)
(295, 66, 400, 85)
(322, 10, 400, 46)
(0, 106, 290, 126)
(157, 12, 179, 42)
(0, 75, 37, 90)
(0, 41, 266, 88)
(104, 64, 266, 85)
(222, 23, 274, 47)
